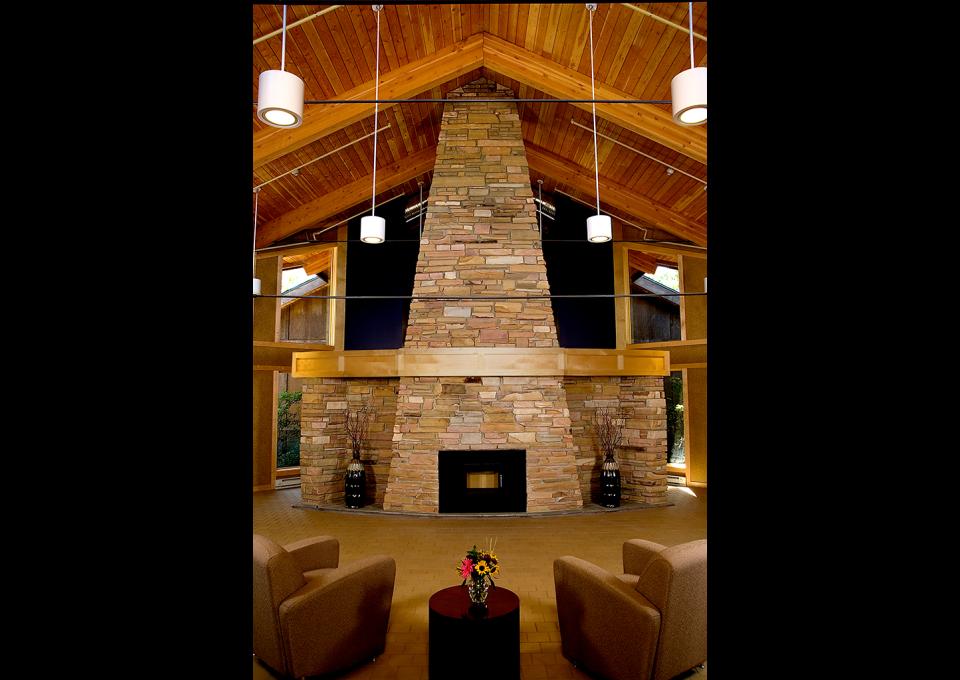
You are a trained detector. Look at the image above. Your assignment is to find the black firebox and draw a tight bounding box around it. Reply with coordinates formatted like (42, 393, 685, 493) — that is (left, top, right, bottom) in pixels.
(438, 450, 526, 513)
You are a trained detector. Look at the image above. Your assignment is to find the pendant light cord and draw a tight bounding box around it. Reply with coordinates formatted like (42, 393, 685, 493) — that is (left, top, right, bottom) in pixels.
(281, 5, 287, 72)
(588, 5, 600, 216)
(371, 6, 381, 217)
(253, 188, 260, 278)
(688, 2, 694, 69)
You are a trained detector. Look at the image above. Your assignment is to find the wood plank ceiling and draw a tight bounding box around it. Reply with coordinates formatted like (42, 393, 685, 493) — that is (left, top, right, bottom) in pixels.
(252, 3, 707, 272)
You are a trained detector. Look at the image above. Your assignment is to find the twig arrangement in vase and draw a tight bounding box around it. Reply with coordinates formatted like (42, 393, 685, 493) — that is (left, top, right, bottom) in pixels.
(593, 407, 625, 508)
(344, 405, 375, 509)
(457, 539, 501, 610)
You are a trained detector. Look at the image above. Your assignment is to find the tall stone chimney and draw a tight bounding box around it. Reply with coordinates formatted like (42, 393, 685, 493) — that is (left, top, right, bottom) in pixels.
(381, 79, 583, 513)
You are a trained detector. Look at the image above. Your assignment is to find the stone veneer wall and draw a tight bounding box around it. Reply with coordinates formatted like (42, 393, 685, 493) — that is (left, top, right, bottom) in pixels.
(299, 378, 398, 506)
(381, 79, 582, 513)
(565, 377, 670, 505)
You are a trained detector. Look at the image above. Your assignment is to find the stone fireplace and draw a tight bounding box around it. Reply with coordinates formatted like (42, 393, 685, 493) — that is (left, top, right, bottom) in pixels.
(297, 78, 669, 513)
(381, 79, 582, 513)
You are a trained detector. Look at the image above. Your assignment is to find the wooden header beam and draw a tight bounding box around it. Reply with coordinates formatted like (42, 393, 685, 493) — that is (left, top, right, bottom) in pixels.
(627, 338, 705, 368)
(291, 347, 669, 378)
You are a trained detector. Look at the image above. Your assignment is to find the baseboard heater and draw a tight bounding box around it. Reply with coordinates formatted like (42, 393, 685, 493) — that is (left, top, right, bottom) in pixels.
(667, 475, 686, 486)
(275, 477, 301, 489)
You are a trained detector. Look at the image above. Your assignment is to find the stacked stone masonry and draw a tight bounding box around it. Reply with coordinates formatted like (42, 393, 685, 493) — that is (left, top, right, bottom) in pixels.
(299, 79, 668, 512)
(564, 376, 669, 505)
(300, 378, 398, 507)
(403, 79, 558, 350)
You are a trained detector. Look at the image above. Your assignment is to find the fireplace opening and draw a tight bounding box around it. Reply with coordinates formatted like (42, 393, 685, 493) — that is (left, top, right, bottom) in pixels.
(438, 450, 526, 513)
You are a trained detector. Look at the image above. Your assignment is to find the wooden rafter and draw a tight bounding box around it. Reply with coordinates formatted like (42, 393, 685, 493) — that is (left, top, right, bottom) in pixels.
(525, 144, 707, 245)
(255, 147, 437, 248)
(253, 34, 484, 169)
(482, 34, 706, 164)
(628, 250, 659, 274)
(302, 250, 332, 276)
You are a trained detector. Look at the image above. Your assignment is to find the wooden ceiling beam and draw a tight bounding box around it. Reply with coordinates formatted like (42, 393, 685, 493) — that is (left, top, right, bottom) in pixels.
(253, 33, 484, 169)
(628, 251, 659, 274)
(256, 146, 437, 248)
(526, 144, 707, 245)
(482, 34, 706, 165)
(302, 250, 332, 276)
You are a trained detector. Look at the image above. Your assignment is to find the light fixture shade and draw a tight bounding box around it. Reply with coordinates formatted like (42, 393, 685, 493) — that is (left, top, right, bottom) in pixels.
(361, 215, 385, 243)
(671, 66, 707, 126)
(587, 214, 612, 243)
(253, 278, 262, 296)
(257, 69, 304, 128)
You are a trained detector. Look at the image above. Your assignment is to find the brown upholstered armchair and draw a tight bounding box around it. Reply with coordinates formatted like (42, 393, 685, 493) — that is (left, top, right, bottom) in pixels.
(553, 538, 706, 680)
(253, 534, 396, 679)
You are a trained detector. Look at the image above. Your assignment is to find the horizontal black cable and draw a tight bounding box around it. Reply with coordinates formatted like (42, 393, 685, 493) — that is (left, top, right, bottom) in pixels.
(257, 239, 705, 249)
(258, 292, 701, 300)
(254, 98, 671, 105)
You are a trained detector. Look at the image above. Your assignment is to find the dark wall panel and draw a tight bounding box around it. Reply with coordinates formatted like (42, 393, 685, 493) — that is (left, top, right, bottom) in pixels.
(541, 194, 616, 348)
(344, 198, 420, 350)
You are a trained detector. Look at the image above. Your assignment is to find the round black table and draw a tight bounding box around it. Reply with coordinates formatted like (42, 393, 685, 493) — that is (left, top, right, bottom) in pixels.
(428, 585, 520, 679)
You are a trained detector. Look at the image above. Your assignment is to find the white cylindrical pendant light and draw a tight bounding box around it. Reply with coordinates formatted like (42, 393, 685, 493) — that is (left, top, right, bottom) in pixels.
(362, 5, 386, 244)
(584, 4, 610, 244)
(253, 278, 262, 296)
(672, 3, 706, 126)
(361, 215, 385, 243)
(671, 66, 707, 126)
(587, 214, 612, 243)
(257, 69, 304, 128)
(256, 6, 304, 129)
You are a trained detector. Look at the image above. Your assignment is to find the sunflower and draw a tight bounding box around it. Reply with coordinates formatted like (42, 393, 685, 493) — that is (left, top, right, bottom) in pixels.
(475, 560, 491, 576)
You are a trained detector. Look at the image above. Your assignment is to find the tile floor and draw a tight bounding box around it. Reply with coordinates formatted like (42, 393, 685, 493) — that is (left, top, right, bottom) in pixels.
(253, 486, 707, 679)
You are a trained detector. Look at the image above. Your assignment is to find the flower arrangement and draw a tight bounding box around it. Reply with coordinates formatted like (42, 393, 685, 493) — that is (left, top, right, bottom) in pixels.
(457, 539, 501, 607)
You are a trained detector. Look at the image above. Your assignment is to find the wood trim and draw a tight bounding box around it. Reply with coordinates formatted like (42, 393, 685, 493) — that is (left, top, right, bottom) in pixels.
(613, 223, 629, 350)
(256, 148, 437, 247)
(526, 144, 706, 245)
(332, 228, 347, 351)
(291, 347, 670, 378)
(257, 241, 339, 261)
(276, 467, 301, 478)
(254, 341, 336, 350)
(270, 371, 279, 490)
(627, 339, 705, 349)
(482, 34, 706, 164)
(254, 33, 485, 169)
(615, 230, 707, 260)
(628, 338, 706, 367)
(666, 462, 686, 476)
